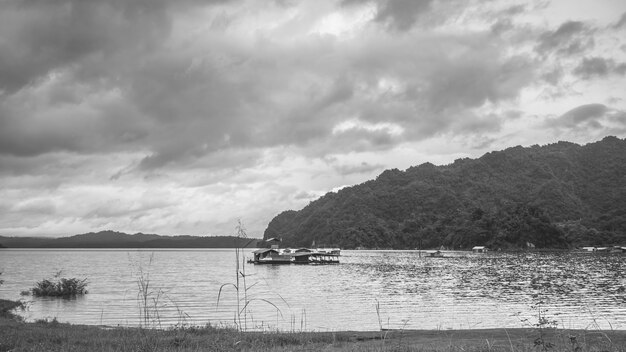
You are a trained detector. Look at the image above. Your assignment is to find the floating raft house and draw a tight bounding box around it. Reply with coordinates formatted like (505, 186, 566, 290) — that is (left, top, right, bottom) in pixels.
(251, 247, 340, 265)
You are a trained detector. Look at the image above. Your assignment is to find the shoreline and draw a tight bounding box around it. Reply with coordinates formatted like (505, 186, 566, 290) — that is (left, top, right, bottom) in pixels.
(3, 300, 626, 351)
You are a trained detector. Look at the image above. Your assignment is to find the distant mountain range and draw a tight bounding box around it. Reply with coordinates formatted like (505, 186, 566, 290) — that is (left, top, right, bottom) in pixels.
(264, 136, 626, 250)
(0, 231, 260, 248)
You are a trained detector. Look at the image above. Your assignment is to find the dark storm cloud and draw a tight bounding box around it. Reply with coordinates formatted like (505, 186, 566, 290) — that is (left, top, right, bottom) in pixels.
(0, 88, 151, 157)
(0, 0, 607, 177)
(491, 19, 515, 36)
(0, 107, 82, 157)
(560, 104, 607, 125)
(573, 57, 626, 79)
(574, 57, 609, 78)
(451, 113, 503, 135)
(500, 4, 526, 16)
(0, 0, 173, 93)
(613, 12, 626, 29)
(252, 74, 356, 150)
(0, 0, 234, 159)
(13, 198, 57, 216)
(373, 0, 434, 31)
(122, 37, 357, 172)
(541, 65, 564, 85)
(489, 5, 528, 35)
(127, 54, 249, 170)
(0, 153, 67, 181)
(341, 0, 434, 31)
(425, 54, 534, 112)
(0, 0, 541, 170)
(339, 32, 536, 142)
(545, 104, 626, 133)
(536, 21, 594, 56)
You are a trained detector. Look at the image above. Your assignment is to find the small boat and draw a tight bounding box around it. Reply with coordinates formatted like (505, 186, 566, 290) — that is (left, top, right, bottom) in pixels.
(426, 250, 444, 258)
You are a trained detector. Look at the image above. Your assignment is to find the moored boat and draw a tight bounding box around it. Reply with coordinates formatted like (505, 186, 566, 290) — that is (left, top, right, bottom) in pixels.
(250, 247, 340, 265)
(426, 250, 444, 258)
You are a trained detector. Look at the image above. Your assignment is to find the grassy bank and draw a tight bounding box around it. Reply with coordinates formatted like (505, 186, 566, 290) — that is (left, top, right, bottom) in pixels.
(2, 299, 626, 351)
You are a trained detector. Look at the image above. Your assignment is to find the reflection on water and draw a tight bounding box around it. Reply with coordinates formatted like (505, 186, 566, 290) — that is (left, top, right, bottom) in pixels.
(0, 249, 624, 331)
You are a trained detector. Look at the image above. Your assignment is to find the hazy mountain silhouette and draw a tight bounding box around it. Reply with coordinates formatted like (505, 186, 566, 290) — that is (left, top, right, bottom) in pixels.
(0, 230, 260, 248)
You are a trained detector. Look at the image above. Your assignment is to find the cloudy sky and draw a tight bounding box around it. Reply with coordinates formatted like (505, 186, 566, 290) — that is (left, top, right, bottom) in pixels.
(1, 0, 625, 238)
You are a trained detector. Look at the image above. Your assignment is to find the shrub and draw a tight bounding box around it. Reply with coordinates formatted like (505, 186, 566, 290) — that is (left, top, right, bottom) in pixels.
(31, 277, 88, 297)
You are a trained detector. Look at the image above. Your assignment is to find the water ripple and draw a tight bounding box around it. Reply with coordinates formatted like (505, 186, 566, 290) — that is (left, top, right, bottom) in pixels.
(0, 249, 624, 331)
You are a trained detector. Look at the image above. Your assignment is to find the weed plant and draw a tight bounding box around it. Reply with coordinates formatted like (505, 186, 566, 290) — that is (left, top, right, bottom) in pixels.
(129, 252, 189, 330)
(30, 271, 88, 297)
(218, 220, 284, 332)
(133, 252, 159, 328)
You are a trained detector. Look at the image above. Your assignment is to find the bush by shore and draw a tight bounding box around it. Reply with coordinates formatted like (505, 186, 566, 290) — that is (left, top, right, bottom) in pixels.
(30, 277, 89, 297)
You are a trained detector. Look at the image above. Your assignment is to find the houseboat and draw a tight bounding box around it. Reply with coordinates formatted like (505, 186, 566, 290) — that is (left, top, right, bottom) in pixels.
(472, 246, 489, 253)
(426, 250, 444, 258)
(250, 247, 340, 265)
(250, 238, 340, 264)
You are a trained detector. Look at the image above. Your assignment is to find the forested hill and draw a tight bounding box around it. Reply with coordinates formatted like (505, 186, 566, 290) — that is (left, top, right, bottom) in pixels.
(264, 136, 626, 250)
(0, 231, 260, 248)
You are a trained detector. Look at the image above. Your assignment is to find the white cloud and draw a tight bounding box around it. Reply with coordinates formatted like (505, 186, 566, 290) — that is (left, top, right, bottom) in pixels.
(332, 119, 404, 136)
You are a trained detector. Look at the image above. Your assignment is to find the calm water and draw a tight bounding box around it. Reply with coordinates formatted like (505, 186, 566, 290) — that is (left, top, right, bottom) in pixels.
(0, 249, 625, 331)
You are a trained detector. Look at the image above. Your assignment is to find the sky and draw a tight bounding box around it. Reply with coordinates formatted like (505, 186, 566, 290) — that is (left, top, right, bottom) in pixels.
(1, 0, 625, 238)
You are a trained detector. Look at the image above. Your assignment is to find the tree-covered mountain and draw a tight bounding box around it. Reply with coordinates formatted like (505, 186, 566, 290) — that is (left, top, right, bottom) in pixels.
(0, 230, 260, 248)
(264, 136, 626, 249)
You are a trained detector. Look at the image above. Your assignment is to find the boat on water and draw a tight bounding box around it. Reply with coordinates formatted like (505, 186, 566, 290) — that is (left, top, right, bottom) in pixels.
(250, 247, 341, 265)
(426, 250, 444, 258)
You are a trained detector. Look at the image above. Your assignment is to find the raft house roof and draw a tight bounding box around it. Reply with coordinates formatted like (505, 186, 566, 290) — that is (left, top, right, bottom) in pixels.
(293, 251, 340, 257)
(253, 248, 279, 255)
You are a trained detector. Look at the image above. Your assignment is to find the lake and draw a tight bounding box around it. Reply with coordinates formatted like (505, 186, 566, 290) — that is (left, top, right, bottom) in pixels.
(0, 249, 625, 331)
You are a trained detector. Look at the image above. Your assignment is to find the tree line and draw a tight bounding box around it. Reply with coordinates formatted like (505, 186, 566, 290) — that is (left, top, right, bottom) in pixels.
(264, 136, 626, 249)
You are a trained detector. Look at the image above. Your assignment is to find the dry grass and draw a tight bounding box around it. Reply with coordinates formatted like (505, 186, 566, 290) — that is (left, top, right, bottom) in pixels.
(2, 303, 626, 352)
(0, 315, 351, 351)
